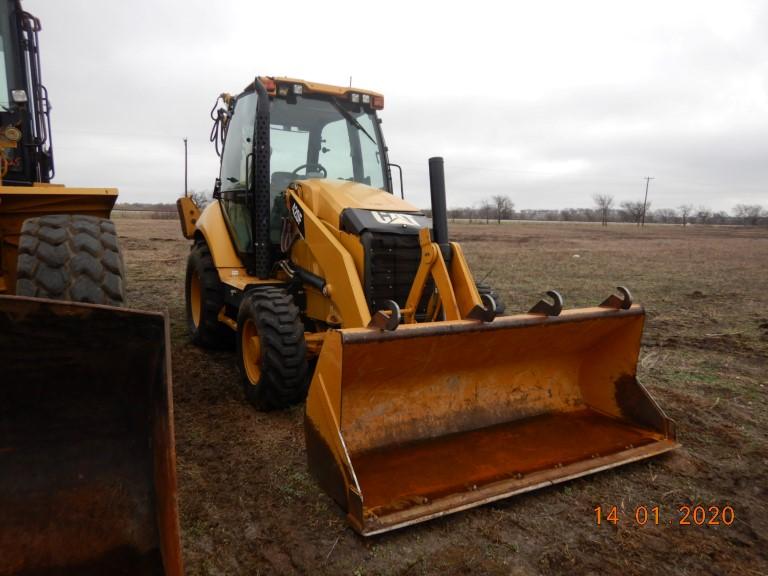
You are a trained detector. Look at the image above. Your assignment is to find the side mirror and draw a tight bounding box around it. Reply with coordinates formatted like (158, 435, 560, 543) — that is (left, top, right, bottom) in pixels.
(388, 163, 404, 199)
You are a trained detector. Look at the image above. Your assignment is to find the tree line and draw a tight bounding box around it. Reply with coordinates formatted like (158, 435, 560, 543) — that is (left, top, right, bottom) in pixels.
(113, 190, 210, 219)
(443, 194, 766, 227)
(116, 190, 766, 227)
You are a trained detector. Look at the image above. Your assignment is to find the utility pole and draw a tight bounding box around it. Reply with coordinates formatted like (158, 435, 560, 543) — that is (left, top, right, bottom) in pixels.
(184, 137, 188, 198)
(641, 176, 654, 226)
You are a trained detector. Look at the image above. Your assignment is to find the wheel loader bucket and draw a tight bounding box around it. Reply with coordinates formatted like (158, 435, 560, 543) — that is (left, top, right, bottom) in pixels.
(0, 296, 183, 575)
(305, 304, 678, 535)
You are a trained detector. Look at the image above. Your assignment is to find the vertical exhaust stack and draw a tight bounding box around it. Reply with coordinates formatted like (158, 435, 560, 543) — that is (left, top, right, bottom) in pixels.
(428, 157, 449, 249)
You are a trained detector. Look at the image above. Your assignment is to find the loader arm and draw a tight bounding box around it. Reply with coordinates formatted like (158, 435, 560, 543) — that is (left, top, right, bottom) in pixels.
(286, 189, 370, 328)
(402, 228, 486, 323)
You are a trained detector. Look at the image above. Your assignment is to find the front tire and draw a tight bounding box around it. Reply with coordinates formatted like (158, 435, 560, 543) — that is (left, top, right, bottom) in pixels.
(15, 214, 126, 306)
(236, 287, 309, 410)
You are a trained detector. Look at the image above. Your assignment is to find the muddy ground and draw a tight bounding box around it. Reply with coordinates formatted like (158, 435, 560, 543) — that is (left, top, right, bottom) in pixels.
(117, 218, 767, 576)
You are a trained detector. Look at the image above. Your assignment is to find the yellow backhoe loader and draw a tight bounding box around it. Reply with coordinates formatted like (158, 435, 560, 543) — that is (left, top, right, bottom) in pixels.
(179, 75, 679, 535)
(0, 2, 182, 573)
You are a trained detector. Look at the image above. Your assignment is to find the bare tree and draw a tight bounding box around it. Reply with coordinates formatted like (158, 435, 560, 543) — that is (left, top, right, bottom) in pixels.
(678, 204, 694, 227)
(733, 204, 764, 226)
(654, 208, 677, 224)
(621, 200, 648, 226)
(189, 189, 211, 209)
(479, 200, 493, 224)
(696, 206, 712, 225)
(593, 194, 614, 226)
(490, 195, 514, 224)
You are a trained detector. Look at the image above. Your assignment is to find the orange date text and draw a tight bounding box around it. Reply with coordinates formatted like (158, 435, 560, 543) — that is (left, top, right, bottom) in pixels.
(593, 504, 735, 527)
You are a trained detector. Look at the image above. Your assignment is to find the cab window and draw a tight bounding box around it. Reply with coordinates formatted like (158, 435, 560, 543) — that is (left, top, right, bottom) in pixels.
(219, 92, 256, 253)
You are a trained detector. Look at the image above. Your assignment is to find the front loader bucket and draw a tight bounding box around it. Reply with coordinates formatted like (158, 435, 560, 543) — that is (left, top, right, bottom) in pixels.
(0, 296, 182, 575)
(305, 304, 678, 535)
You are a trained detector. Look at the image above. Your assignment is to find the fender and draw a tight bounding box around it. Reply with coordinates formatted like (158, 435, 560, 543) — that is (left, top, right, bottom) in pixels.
(193, 200, 247, 283)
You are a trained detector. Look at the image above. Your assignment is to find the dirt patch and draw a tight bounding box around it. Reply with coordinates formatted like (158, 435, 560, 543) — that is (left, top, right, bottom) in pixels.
(759, 320, 768, 341)
(651, 332, 760, 355)
(116, 219, 768, 575)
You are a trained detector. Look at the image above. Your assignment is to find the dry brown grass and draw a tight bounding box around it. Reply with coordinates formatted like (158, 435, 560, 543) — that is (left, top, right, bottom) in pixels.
(117, 219, 768, 576)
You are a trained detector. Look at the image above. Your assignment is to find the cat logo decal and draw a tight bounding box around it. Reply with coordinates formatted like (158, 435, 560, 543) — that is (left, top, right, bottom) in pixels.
(371, 211, 420, 227)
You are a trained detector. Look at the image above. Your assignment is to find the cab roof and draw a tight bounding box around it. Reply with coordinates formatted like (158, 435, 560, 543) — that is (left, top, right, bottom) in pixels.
(241, 76, 385, 109)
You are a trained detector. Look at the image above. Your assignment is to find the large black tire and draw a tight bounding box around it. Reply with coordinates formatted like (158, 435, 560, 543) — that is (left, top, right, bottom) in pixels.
(476, 282, 506, 316)
(236, 287, 309, 410)
(15, 214, 126, 306)
(185, 241, 233, 348)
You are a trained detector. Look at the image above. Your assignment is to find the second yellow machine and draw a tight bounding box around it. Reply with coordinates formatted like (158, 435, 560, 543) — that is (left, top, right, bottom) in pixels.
(178, 76, 679, 535)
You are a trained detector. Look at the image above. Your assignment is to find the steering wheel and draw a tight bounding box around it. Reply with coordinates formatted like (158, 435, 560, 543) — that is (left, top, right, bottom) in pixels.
(291, 163, 327, 178)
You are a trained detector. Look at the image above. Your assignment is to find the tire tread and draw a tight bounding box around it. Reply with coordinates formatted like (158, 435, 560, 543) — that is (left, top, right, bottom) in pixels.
(15, 214, 126, 306)
(185, 241, 233, 348)
(237, 287, 309, 410)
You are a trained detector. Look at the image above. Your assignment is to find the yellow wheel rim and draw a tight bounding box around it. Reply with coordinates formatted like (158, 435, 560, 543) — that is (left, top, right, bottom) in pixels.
(190, 272, 202, 328)
(242, 319, 262, 384)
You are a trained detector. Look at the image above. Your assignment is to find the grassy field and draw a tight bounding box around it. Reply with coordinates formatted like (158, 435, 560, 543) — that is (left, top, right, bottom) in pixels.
(118, 219, 768, 576)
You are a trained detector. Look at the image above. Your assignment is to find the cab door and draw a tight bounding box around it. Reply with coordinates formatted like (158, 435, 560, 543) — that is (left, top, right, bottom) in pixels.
(219, 91, 257, 258)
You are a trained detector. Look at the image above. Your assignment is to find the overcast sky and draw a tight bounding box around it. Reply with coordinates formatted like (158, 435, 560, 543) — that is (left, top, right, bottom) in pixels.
(28, 0, 767, 212)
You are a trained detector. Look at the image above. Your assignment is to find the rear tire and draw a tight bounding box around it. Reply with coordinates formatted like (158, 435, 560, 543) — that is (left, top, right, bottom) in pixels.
(476, 282, 506, 316)
(15, 214, 126, 306)
(237, 287, 309, 410)
(185, 240, 233, 348)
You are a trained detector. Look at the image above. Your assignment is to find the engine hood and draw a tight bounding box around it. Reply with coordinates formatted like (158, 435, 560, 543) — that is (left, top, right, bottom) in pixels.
(292, 179, 422, 231)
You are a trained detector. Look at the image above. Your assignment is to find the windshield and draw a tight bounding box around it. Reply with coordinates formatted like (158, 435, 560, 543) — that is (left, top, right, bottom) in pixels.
(269, 96, 387, 191)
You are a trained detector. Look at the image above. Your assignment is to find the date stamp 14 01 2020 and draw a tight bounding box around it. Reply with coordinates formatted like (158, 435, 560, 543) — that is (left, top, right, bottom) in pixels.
(594, 504, 736, 527)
